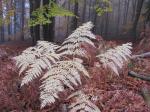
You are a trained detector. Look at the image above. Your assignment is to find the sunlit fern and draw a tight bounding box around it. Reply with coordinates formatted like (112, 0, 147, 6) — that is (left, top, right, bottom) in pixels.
(40, 59, 89, 108)
(36, 40, 59, 53)
(13, 41, 60, 86)
(57, 21, 96, 59)
(67, 90, 101, 112)
(96, 43, 132, 75)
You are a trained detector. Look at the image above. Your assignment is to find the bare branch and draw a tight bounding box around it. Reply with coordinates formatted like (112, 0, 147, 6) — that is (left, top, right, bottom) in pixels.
(128, 71, 150, 81)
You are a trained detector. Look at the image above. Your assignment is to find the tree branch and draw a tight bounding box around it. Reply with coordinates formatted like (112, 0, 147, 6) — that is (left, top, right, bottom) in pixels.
(132, 52, 150, 59)
(128, 71, 150, 81)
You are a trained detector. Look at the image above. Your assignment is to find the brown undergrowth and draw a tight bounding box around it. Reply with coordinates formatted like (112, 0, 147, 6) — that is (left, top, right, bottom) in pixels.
(0, 40, 150, 112)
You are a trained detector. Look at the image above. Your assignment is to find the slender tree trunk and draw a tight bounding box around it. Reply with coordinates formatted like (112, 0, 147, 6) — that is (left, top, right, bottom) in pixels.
(131, 0, 144, 41)
(43, 18, 55, 41)
(93, 0, 98, 32)
(0, 26, 4, 42)
(117, 0, 121, 35)
(125, 0, 129, 24)
(29, 0, 40, 44)
(14, 0, 17, 36)
(0, 1, 4, 42)
(105, 13, 109, 37)
(82, 0, 87, 22)
(132, 0, 137, 21)
(40, 0, 43, 40)
(66, 0, 71, 36)
(88, 0, 91, 20)
(123, 0, 129, 25)
(21, 0, 25, 41)
(71, 0, 78, 31)
(6, 1, 11, 40)
(43, 0, 55, 42)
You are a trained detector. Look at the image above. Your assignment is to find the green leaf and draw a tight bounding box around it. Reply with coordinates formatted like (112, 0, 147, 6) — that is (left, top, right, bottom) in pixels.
(29, 2, 75, 27)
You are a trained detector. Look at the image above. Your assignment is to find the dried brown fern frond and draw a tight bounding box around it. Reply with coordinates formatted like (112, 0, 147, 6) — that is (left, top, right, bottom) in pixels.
(40, 59, 89, 108)
(67, 90, 101, 112)
(96, 43, 132, 75)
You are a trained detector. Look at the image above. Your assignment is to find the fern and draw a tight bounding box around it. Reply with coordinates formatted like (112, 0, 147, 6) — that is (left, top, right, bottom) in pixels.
(14, 22, 133, 111)
(40, 60, 89, 108)
(67, 90, 101, 112)
(36, 40, 60, 53)
(21, 52, 60, 86)
(13, 41, 60, 86)
(96, 43, 132, 75)
(57, 22, 96, 58)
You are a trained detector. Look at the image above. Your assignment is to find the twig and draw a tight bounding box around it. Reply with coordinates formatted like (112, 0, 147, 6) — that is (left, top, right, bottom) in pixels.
(128, 71, 150, 81)
(132, 52, 150, 59)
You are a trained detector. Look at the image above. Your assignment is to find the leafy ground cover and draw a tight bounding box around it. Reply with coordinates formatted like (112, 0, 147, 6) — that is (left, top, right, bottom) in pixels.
(0, 39, 150, 112)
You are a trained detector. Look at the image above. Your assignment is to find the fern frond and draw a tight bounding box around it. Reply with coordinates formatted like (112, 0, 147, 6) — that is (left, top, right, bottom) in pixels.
(21, 53, 60, 86)
(75, 21, 94, 32)
(13, 41, 59, 75)
(13, 41, 61, 86)
(13, 47, 38, 75)
(36, 40, 60, 53)
(96, 43, 132, 75)
(67, 91, 101, 112)
(57, 22, 96, 58)
(40, 60, 89, 108)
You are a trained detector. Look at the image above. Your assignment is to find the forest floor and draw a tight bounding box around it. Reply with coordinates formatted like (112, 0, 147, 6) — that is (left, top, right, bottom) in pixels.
(0, 39, 150, 112)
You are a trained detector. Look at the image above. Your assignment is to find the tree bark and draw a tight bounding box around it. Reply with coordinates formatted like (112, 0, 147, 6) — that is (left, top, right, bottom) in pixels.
(0, 1, 4, 42)
(132, 52, 150, 59)
(29, 0, 40, 44)
(117, 0, 121, 35)
(82, 0, 87, 22)
(21, 0, 25, 41)
(131, 0, 144, 41)
(14, 0, 17, 36)
(71, 0, 78, 31)
(128, 71, 150, 81)
(43, 0, 55, 42)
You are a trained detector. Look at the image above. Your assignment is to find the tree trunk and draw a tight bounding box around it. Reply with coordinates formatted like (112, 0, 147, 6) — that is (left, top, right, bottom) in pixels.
(93, 1, 97, 32)
(14, 0, 17, 37)
(132, 52, 150, 59)
(71, 0, 78, 31)
(117, 0, 121, 34)
(21, 0, 25, 41)
(6, 1, 11, 40)
(128, 71, 150, 82)
(43, 0, 55, 42)
(0, 1, 4, 42)
(40, 0, 44, 40)
(88, 0, 92, 20)
(43, 18, 55, 41)
(82, 0, 87, 22)
(0, 26, 4, 42)
(66, 0, 71, 36)
(131, 0, 144, 41)
(29, 0, 40, 44)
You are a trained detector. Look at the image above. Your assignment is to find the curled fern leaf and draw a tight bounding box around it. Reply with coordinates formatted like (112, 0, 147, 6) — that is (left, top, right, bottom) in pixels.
(57, 21, 96, 58)
(96, 43, 132, 75)
(67, 91, 101, 112)
(40, 60, 89, 108)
